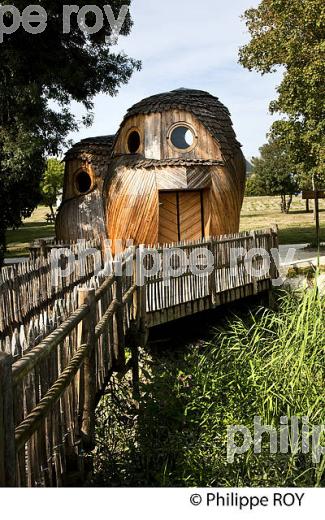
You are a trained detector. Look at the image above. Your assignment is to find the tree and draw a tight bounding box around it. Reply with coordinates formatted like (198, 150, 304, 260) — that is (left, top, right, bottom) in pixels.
(239, 0, 325, 189)
(245, 175, 264, 197)
(249, 138, 299, 213)
(0, 1, 141, 264)
(40, 159, 65, 218)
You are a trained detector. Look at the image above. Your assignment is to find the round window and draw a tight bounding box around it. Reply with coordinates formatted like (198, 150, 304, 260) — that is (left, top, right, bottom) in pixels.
(75, 171, 92, 194)
(127, 130, 141, 154)
(170, 125, 195, 150)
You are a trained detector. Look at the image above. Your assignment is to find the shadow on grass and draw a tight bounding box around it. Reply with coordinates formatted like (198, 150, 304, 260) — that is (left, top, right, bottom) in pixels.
(289, 209, 325, 215)
(278, 226, 325, 245)
(11, 222, 53, 229)
(6, 222, 55, 257)
(241, 212, 275, 218)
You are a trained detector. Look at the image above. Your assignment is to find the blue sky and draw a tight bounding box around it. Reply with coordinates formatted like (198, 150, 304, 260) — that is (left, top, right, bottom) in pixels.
(68, 0, 282, 160)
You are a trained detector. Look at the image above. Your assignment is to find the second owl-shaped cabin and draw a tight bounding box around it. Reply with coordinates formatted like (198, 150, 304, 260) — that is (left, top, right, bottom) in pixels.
(56, 88, 246, 247)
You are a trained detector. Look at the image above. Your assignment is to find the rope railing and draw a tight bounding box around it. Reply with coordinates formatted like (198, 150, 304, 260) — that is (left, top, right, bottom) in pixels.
(0, 229, 278, 487)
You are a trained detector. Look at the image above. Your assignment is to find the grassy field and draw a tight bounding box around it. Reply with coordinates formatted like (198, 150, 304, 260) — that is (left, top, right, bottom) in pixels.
(241, 195, 325, 245)
(4, 196, 325, 257)
(5, 206, 54, 258)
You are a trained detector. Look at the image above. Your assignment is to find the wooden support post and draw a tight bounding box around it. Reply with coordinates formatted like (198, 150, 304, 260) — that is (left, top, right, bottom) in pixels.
(131, 247, 142, 400)
(0, 352, 16, 487)
(126, 323, 140, 403)
(78, 288, 96, 451)
(270, 225, 279, 282)
(112, 261, 126, 371)
(271, 224, 279, 250)
(266, 286, 276, 309)
(140, 283, 148, 339)
(208, 238, 217, 306)
(313, 184, 320, 268)
(131, 342, 140, 402)
(39, 240, 48, 259)
(128, 246, 137, 322)
(138, 245, 149, 347)
(250, 231, 258, 295)
(134, 252, 142, 334)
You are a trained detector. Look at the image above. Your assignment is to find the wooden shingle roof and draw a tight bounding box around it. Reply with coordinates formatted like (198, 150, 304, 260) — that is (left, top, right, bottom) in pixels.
(117, 88, 242, 158)
(111, 156, 225, 169)
(65, 135, 115, 159)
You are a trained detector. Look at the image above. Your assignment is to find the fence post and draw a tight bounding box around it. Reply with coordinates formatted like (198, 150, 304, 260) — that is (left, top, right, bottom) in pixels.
(0, 352, 16, 487)
(39, 240, 48, 259)
(250, 231, 259, 295)
(112, 260, 126, 371)
(208, 238, 217, 306)
(78, 288, 96, 450)
(268, 225, 279, 309)
(138, 245, 148, 347)
(269, 225, 279, 282)
(271, 224, 279, 250)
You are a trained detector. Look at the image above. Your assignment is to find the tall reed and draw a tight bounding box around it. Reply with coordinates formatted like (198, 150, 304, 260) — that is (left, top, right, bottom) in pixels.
(91, 288, 324, 487)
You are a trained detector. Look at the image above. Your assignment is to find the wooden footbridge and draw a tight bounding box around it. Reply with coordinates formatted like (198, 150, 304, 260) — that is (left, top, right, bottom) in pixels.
(0, 228, 278, 487)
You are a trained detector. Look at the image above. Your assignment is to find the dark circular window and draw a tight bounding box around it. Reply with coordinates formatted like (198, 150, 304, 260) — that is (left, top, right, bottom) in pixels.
(170, 125, 195, 150)
(127, 130, 141, 154)
(75, 171, 92, 194)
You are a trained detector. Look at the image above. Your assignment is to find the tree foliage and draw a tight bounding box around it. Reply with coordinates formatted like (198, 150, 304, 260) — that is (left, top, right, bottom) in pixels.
(40, 159, 65, 218)
(239, 0, 325, 189)
(248, 138, 299, 213)
(0, 0, 140, 264)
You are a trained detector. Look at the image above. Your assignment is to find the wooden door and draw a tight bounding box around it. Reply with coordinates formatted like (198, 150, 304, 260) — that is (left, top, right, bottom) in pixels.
(158, 192, 179, 244)
(179, 191, 203, 241)
(158, 191, 204, 244)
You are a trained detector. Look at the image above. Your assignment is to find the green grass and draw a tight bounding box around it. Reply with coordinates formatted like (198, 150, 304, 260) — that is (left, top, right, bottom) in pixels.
(241, 195, 325, 244)
(90, 288, 324, 487)
(5, 206, 55, 258)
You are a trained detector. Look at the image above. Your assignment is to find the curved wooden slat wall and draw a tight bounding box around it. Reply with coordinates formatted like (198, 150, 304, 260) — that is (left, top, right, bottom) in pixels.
(105, 164, 159, 247)
(113, 110, 223, 162)
(56, 191, 106, 243)
(104, 159, 246, 247)
(210, 154, 246, 236)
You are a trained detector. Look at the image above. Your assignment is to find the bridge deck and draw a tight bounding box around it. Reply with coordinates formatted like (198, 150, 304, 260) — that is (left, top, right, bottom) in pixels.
(143, 229, 278, 327)
(147, 279, 272, 328)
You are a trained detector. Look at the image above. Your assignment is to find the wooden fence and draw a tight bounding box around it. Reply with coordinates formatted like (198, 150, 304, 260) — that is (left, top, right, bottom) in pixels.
(0, 248, 144, 487)
(0, 241, 103, 356)
(145, 228, 279, 326)
(0, 228, 278, 487)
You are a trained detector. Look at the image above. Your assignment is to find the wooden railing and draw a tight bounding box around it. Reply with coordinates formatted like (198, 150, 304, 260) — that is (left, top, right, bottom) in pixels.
(0, 252, 145, 487)
(144, 228, 279, 325)
(0, 228, 278, 486)
(0, 241, 103, 356)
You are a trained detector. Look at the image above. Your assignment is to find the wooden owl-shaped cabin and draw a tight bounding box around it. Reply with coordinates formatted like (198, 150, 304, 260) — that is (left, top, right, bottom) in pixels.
(56, 89, 246, 247)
